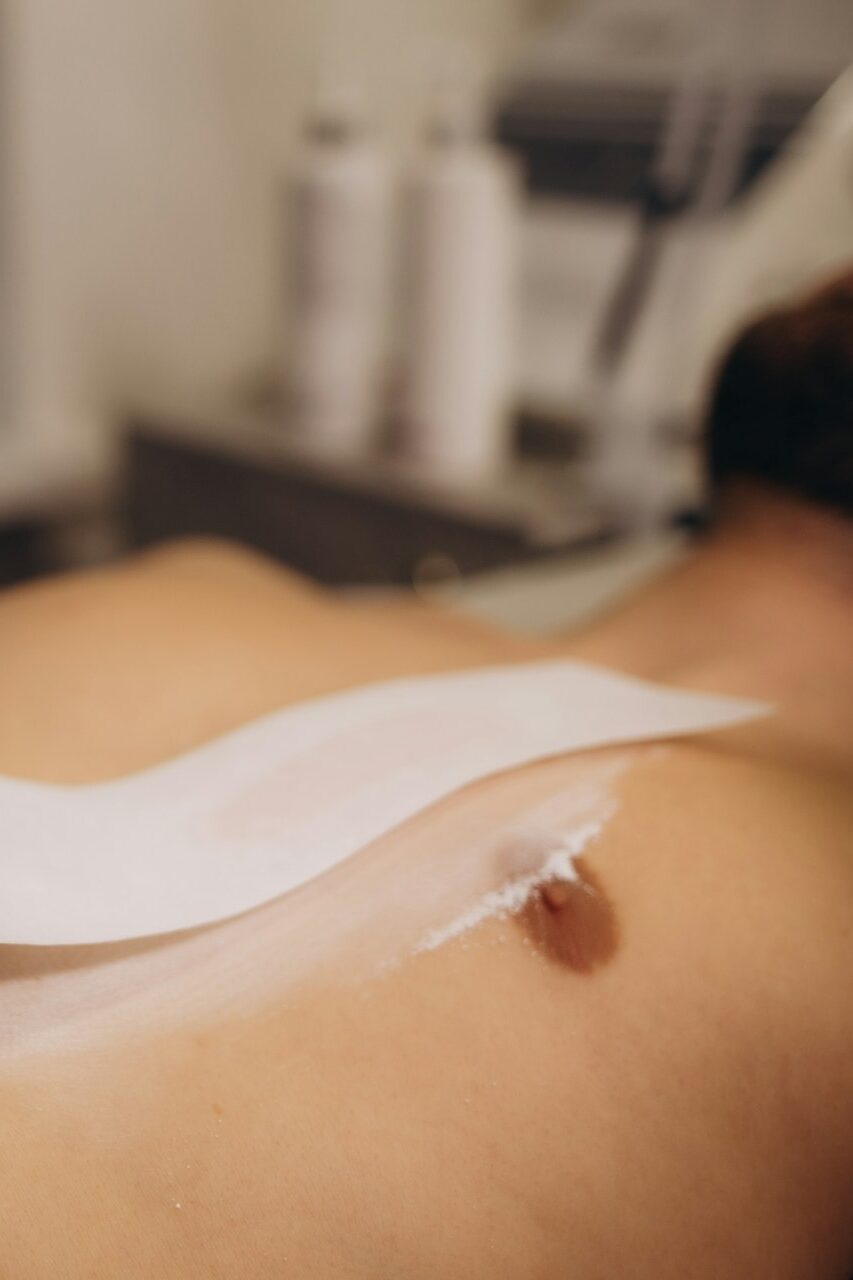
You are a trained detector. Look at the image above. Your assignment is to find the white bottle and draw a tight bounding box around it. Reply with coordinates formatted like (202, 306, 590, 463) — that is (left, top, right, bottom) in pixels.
(399, 75, 520, 481)
(286, 89, 392, 453)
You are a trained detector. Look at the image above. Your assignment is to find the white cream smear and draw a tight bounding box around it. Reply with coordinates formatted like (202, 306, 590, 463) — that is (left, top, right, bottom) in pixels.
(414, 814, 611, 954)
(0, 661, 768, 948)
(0, 752, 627, 1060)
(411, 750, 628, 956)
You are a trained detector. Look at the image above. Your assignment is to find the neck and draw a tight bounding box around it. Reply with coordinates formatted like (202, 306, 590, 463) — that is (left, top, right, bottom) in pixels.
(705, 483, 853, 601)
(557, 487, 853, 771)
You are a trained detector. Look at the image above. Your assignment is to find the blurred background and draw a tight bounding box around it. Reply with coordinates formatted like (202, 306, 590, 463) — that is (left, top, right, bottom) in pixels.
(0, 0, 850, 627)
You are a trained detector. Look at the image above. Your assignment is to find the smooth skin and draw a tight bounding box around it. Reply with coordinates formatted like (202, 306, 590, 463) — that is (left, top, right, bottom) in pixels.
(1, 483, 851, 1278)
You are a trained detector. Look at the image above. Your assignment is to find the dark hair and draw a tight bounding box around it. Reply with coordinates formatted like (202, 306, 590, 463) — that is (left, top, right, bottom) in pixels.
(705, 269, 853, 517)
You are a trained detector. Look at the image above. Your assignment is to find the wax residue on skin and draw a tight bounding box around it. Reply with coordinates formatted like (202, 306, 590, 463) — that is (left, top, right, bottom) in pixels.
(0, 759, 631, 1064)
(413, 807, 615, 956)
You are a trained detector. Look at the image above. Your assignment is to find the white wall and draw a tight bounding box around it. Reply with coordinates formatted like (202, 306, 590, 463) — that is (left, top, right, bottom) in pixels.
(2, 0, 536, 477)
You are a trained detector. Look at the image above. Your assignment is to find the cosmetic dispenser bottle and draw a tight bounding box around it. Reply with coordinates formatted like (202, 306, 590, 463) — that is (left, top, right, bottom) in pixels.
(285, 87, 393, 453)
(398, 70, 520, 481)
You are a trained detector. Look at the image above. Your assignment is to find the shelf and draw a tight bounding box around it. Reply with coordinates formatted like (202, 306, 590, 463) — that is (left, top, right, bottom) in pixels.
(126, 403, 612, 588)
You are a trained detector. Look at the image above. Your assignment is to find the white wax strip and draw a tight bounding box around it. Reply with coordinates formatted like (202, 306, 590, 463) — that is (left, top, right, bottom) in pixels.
(0, 661, 769, 946)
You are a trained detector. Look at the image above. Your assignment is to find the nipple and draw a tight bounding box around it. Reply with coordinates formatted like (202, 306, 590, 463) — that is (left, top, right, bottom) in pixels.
(519, 857, 618, 973)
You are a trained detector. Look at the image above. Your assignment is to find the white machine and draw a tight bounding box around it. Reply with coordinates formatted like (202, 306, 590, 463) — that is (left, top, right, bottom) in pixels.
(499, 0, 853, 521)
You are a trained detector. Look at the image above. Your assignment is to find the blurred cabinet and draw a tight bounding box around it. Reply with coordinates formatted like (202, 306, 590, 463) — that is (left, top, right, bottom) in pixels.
(126, 407, 605, 588)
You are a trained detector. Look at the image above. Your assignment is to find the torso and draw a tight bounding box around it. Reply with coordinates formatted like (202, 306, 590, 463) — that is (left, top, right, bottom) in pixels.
(1, 541, 851, 1278)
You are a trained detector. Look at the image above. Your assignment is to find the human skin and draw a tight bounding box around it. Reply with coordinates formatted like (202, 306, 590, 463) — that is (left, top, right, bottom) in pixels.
(0, 507, 851, 1278)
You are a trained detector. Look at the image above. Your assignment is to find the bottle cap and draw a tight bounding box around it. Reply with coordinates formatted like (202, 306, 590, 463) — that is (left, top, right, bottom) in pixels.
(306, 79, 368, 143)
(426, 49, 488, 145)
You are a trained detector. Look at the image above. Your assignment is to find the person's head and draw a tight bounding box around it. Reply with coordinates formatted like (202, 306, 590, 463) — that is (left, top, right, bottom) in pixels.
(704, 268, 853, 522)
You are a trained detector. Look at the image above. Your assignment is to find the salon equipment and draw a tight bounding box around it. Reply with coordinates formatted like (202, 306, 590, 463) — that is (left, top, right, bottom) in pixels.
(126, 402, 606, 587)
(497, 0, 852, 521)
(399, 67, 520, 479)
(286, 87, 393, 452)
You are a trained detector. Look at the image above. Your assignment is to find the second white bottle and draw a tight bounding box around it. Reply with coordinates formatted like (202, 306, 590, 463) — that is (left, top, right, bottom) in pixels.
(399, 83, 520, 481)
